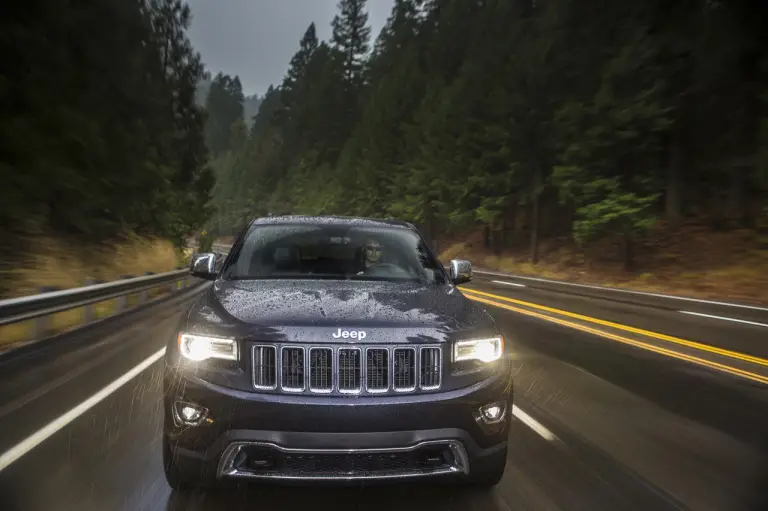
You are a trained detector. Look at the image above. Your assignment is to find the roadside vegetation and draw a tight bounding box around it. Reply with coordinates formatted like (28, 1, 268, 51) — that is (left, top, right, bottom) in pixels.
(0, 0, 213, 300)
(440, 224, 768, 304)
(204, 0, 767, 301)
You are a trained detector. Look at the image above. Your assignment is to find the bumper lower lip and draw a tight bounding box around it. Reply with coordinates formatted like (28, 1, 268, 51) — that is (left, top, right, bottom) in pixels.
(216, 439, 470, 481)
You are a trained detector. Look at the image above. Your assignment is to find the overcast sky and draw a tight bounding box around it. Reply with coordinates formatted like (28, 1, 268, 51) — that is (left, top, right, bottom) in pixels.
(186, 0, 394, 97)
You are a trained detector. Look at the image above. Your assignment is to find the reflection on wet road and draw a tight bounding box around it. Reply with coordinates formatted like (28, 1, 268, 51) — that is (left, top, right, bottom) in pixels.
(1, 275, 766, 511)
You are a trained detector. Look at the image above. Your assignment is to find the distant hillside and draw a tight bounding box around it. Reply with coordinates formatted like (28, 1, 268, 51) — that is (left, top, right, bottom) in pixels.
(195, 78, 262, 129)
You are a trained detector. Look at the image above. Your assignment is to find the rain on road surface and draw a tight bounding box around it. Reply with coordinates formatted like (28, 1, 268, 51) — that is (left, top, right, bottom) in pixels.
(1, 275, 766, 511)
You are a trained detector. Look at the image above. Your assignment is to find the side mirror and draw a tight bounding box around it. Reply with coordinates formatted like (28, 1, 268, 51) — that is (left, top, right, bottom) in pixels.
(190, 253, 217, 280)
(449, 259, 472, 285)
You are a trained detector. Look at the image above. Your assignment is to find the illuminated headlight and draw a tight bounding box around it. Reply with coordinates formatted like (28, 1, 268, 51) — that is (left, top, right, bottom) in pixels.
(453, 336, 503, 363)
(178, 333, 238, 362)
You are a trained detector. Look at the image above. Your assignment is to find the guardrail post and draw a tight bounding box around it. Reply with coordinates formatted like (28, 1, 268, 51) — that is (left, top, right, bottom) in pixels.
(32, 286, 59, 339)
(116, 276, 133, 312)
(140, 272, 153, 303)
(83, 279, 96, 323)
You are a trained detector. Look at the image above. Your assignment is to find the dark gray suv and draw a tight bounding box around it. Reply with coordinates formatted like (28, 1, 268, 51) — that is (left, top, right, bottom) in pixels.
(162, 216, 513, 489)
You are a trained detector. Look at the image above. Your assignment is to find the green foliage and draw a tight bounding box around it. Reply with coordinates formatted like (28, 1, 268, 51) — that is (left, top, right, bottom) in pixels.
(204, 73, 246, 156)
(552, 25, 672, 251)
(198, 232, 214, 253)
(206, 0, 767, 264)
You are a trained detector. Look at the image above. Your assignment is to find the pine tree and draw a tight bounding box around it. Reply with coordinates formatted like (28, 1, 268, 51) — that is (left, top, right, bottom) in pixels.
(331, 0, 372, 85)
(282, 23, 319, 98)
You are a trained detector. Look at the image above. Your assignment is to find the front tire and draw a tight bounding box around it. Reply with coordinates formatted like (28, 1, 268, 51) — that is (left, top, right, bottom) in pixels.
(466, 447, 507, 489)
(163, 436, 195, 491)
(163, 436, 222, 491)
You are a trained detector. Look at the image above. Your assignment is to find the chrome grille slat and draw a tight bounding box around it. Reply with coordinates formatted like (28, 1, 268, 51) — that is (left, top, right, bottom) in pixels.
(309, 348, 333, 392)
(338, 348, 362, 393)
(253, 343, 441, 395)
(365, 348, 389, 392)
(252, 345, 277, 390)
(419, 347, 441, 390)
(393, 347, 416, 392)
(280, 346, 305, 392)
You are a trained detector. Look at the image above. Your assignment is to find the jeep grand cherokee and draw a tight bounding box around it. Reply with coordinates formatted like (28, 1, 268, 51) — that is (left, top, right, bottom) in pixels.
(162, 215, 513, 489)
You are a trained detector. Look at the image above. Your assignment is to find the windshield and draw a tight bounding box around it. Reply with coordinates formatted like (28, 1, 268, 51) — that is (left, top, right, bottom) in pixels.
(220, 223, 447, 284)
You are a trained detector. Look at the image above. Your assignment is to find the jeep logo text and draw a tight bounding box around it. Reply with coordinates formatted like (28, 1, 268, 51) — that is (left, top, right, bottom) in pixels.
(332, 328, 367, 340)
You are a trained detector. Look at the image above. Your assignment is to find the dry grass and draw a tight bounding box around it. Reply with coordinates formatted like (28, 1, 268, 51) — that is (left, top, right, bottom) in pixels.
(439, 224, 768, 305)
(0, 235, 184, 348)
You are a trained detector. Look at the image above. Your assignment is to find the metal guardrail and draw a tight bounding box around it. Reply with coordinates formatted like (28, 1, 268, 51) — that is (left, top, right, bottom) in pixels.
(0, 269, 198, 344)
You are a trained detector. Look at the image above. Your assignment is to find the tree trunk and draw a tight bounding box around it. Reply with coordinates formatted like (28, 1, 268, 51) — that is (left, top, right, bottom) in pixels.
(666, 131, 684, 226)
(530, 169, 542, 264)
(623, 231, 634, 272)
(493, 230, 503, 256)
(725, 165, 747, 227)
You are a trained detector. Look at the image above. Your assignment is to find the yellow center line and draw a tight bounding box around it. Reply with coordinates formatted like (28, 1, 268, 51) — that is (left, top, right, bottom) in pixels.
(460, 287, 768, 368)
(464, 294, 768, 386)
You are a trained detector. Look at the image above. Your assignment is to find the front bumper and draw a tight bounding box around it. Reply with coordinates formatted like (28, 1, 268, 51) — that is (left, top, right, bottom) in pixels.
(163, 357, 513, 482)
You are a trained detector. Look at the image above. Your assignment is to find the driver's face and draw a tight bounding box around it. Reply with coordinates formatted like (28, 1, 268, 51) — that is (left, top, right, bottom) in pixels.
(364, 242, 382, 263)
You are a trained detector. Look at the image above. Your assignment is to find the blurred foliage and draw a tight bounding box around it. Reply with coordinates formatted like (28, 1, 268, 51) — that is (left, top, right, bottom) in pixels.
(0, 0, 213, 252)
(198, 232, 214, 253)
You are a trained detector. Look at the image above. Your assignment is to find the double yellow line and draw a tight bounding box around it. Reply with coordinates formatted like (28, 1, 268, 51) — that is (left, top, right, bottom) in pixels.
(460, 287, 768, 385)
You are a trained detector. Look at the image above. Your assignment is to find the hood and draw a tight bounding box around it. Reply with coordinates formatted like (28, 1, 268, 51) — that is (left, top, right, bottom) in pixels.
(188, 279, 494, 333)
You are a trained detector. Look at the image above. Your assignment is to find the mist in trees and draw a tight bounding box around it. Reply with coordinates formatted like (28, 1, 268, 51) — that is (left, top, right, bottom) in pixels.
(207, 0, 768, 270)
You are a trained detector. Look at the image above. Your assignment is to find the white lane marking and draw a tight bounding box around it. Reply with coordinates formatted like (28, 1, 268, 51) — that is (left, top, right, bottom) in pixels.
(0, 347, 166, 472)
(474, 270, 768, 312)
(679, 310, 768, 328)
(492, 280, 526, 288)
(512, 405, 557, 441)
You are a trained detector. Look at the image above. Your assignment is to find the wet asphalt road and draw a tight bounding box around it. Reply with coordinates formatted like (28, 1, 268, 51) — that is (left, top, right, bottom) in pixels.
(0, 275, 766, 511)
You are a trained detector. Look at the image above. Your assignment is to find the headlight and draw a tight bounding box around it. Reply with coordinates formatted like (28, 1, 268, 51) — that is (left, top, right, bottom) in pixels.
(178, 333, 238, 362)
(453, 336, 503, 363)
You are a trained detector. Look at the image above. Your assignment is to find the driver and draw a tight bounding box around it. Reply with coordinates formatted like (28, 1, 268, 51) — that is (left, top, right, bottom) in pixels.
(357, 239, 383, 274)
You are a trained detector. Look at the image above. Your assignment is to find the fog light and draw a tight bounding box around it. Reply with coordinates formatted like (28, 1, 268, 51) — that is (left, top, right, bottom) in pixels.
(479, 401, 507, 424)
(172, 401, 208, 427)
(181, 406, 201, 422)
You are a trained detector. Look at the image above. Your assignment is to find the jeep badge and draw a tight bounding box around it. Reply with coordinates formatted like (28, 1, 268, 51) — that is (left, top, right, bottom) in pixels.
(332, 328, 367, 340)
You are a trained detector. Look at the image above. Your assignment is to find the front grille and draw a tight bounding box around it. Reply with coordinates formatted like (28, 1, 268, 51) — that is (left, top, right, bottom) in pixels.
(251, 344, 442, 395)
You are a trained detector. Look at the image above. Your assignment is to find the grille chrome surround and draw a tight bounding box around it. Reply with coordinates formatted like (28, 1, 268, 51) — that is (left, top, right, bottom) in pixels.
(308, 347, 333, 393)
(338, 347, 362, 394)
(365, 348, 389, 393)
(393, 347, 416, 392)
(216, 440, 469, 481)
(251, 344, 443, 395)
(280, 346, 306, 392)
(419, 346, 441, 390)
(252, 345, 277, 390)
